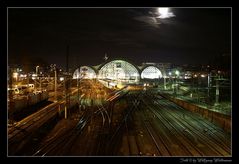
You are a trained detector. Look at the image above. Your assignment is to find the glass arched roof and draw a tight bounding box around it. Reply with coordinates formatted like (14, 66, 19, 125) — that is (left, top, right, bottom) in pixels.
(141, 66, 162, 79)
(73, 66, 96, 79)
(98, 60, 140, 83)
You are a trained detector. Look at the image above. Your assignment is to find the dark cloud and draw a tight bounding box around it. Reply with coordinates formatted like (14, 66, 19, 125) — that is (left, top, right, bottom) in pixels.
(133, 16, 160, 28)
(8, 8, 231, 68)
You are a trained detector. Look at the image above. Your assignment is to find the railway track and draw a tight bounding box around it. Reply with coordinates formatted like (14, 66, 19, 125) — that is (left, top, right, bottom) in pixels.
(155, 93, 231, 149)
(8, 88, 80, 139)
(131, 91, 171, 156)
(159, 99, 231, 146)
(9, 85, 230, 156)
(109, 90, 231, 156)
(8, 101, 63, 155)
(8, 89, 81, 155)
(140, 90, 231, 156)
(104, 92, 137, 155)
(33, 79, 119, 156)
(32, 108, 95, 156)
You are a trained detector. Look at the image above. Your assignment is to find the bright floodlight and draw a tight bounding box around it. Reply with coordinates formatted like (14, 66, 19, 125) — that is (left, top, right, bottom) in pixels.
(157, 7, 174, 19)
(13, 72, 18, 78)
(175, 70, 180, 76)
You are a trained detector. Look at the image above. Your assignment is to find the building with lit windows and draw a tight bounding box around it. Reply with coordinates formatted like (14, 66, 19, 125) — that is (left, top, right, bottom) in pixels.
(98, 59, 140, 83)
(72, 59, 173, 87)
(73, 66, 97, 79)
(141, 66, 163, 79)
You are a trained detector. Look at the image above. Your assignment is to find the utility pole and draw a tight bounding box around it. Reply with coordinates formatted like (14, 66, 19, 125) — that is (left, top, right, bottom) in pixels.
(39, 76, 42, 91)
(77, 74, 79, 101)
(163, 74, 166, 90)
(162, 64, 166, 90)
(207, 73, 210, 97)
(175, 70, 179, 96)
(65, 44, 70, 119)
(173, 77, 176, 95)
(215, 78, 219, 105)
(35, 66, 39, 91)
(8, 67, 13, 101)
(54, 67, 57, 102)
(77, 69, 81, 115)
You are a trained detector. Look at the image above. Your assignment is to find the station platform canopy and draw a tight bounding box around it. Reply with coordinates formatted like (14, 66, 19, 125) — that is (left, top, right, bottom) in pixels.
(73, 66, 97, 79)
(141, 66, 162, 79)
(98, 59, 140, 84)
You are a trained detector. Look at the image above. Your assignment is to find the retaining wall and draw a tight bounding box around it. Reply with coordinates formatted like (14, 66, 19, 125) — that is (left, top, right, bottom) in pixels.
(162, 94, 231, 134)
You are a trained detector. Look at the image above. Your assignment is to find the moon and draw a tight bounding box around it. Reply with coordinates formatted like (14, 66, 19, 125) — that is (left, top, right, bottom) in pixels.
(157, 8, 174, 19)
(158, 8, 169, 16)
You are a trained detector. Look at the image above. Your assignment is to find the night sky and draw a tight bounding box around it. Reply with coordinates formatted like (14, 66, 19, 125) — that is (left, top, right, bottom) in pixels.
(8, 8, 231, 69)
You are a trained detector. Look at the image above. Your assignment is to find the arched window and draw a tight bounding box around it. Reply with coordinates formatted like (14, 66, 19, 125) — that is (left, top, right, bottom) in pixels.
(141, 66, 162, 79)
(98, 60, 140, 83)
(73, 66, 96, 79)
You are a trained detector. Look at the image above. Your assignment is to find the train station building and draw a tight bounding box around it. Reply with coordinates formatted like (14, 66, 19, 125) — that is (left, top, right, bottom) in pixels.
(73, 59, 171, 87)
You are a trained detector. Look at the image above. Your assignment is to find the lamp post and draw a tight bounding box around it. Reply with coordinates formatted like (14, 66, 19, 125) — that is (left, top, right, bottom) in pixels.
(175, 70, 180, 95)
(168, 72, 172, 91)
(215, 78, 219, 105)
(35, 66, 39, 91)
(207, 73, 210, 98)
(54, 67, 57, 102)
(163, 73, 166, 90)
(13, 72, 18, 82)
(77, 69, 80, 105)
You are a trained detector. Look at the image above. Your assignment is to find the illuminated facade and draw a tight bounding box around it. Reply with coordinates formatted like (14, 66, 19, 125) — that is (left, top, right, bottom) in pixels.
(141, 66, 162, 79)
(73, 68, 80, 79)
(73, 66, 96, 79)
(73, 60, 169, 85)
(98, 60, 140, 83)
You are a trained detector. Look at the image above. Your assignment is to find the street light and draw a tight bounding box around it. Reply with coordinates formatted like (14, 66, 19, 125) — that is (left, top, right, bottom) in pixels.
(50, 64, 58, 102)
(13, 72, 18, 82)
(168, 72, 172, 90)
(175, 70, 180, 95)
(215, 78, 220, 106)
(207, 73, 210, 98)
(60, 77, 64, 81)
(35, 66, 39, 91)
